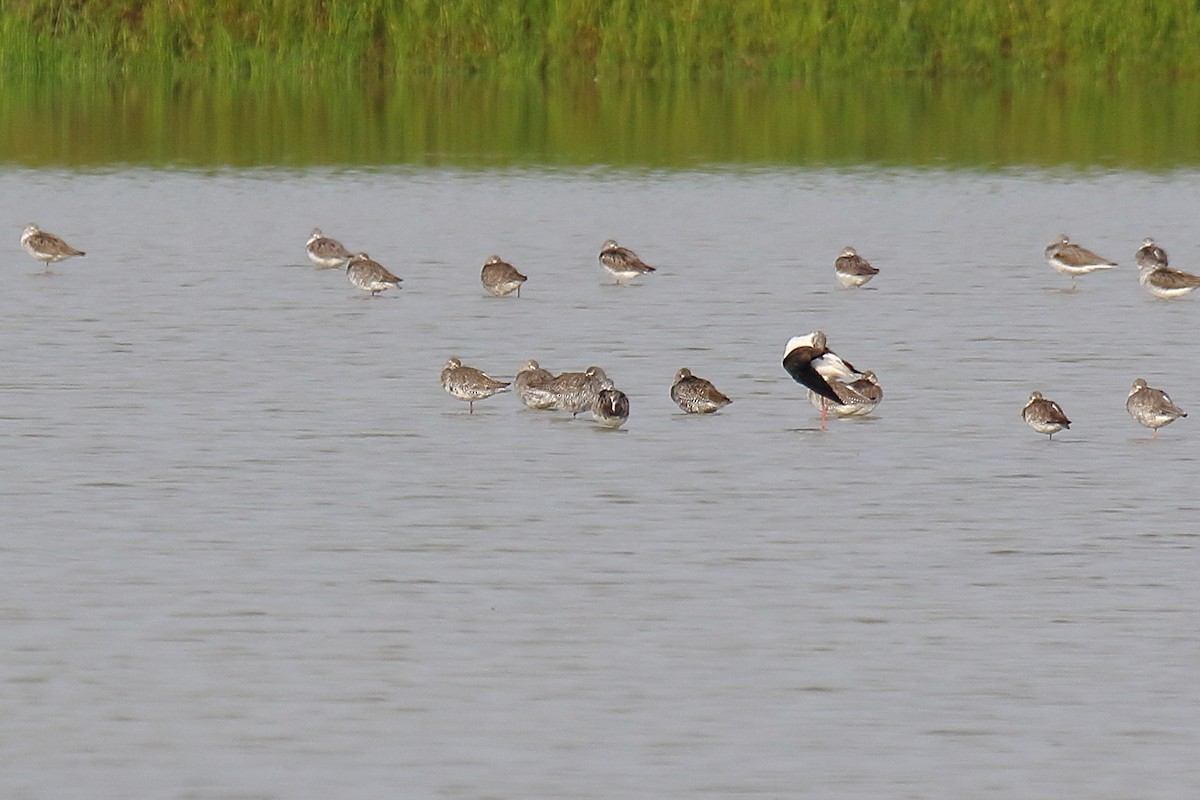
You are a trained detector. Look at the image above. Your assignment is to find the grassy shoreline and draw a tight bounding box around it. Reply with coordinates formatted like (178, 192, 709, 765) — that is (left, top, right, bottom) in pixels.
(4, 0, 1200, 81)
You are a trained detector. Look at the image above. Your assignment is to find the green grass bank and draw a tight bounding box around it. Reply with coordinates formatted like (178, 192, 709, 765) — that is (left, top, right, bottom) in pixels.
(4, 0, 1200, 81)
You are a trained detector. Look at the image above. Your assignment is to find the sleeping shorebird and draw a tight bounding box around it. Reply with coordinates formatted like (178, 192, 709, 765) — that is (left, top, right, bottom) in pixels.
(305, 228, 354, 268)
(806, 371, 883, 418)
(533, 367, 590, 414)
(440, 357, 510, 414)
(1134, 238, 1169, 271)
(513, 360, 556, 409)
(591, 387, 630, 429)
(598, 239, 655, 284)
(1126, 378, 1187, 439)
(525, 366, 611, 417)
(557, 366, 612, 417)
(480, 255, 528, 297)
(346, 253, 402, 296)
(1135, 238, 1200, 299)
(834, 246, 879, 288)
(783, 331, 862, 428)
(1022, 391, 1071, 440)
(21, 224, 85, 270)
(670, 368, 732, 414)
(1044, 234, 1116, 290)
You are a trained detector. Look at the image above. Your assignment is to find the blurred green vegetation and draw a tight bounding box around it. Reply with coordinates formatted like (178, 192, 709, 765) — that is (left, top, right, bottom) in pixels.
(3, 2, 1199, 169)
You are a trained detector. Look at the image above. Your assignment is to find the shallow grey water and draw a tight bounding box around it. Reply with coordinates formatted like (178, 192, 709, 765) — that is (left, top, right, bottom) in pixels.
(2, 166, 1199, 799)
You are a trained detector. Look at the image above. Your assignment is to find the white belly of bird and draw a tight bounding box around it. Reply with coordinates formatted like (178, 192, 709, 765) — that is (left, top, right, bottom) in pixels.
(1049, 257, 1113, 277)
(1140, 272, 1198, 299)
(836, 270, 873, 288)
(1026, 418, 1065, 435)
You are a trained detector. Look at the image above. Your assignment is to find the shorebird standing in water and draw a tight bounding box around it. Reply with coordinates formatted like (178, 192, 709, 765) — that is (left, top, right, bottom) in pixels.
(598, 239, 655, 284)
(834, 246, 879, 288)
(1044, 234, 1116, 290)
(783, 331, 862, 429)
(480, 255, 528, 297)
(1135, 238, 1200, 299)
(346, 253, 402, 296)
(441, 357, 510, 414)
(513, 360, 556, 409)
(1134, 238, 1169, 272)
(21, 224, 85, 270)
(591, 387, 630, 429)
(807, 371, 883, 418)
(1126, 378, 1187, 438)
(305, 228, 354, 268)
(528, 366, 612, 417)
(1022, 391, 1071, 439)
(670, 368, 732, 414)
(559, 366, 612, 417)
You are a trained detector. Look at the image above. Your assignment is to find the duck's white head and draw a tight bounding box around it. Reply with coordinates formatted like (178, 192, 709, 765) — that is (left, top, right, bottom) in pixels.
(783, 331, 825, 356)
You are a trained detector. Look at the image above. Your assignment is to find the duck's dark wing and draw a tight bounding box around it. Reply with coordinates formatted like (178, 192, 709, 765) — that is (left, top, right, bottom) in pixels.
(783, 349, 843, 404)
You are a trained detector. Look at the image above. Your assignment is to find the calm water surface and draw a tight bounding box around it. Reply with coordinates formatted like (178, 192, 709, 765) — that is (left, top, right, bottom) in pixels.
(2, 166, 1198, 798)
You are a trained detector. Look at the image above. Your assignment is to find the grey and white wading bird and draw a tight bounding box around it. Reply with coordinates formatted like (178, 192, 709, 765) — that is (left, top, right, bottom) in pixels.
(560, 366, 612, 416)
(346, 253, 402, 296)
(530, 366, 611, 416)
(21, 224, 85, 270)
(1022, 391, 1071, 439)
(480, 255, 527, 297)
(530, 367, 590, 413)
(591, 387, 630, 429)
(441, 357, 510, 414)
(1135, 238, 1200, 299)
(305, 228, 354, 268)
(783, 331, 862, 428)
(670, 368, 732, 414)
(513, 360, 556, 409)
(1044, 234, 1116, 290)
(834, 246, 879, 288)
(806, 370, 883, 418)
(1125, 378, 1187, 438)
(598, 239, 655, 284)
